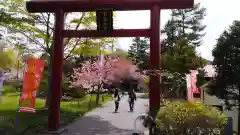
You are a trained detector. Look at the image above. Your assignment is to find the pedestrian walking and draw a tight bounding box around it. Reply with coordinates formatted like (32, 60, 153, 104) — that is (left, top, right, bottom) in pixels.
(113, 89, 121, 113)
(128, 90, 137, 112)
(121, 91, 125, 97)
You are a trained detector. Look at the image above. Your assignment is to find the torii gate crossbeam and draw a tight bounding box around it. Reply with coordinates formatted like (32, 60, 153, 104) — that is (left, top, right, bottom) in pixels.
(26, 0, 194, 134)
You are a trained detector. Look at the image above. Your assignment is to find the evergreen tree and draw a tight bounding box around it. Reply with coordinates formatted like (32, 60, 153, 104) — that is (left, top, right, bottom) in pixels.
(161, 2, 207, 98)
(161, 17, 178, 53)
(173, 3, 206, 46)
(162, 3, 206, 48)
(128, 37, 149, 70)
(210, 20, 240, 108)
(162, 39, 207, 97)
(128, 37, 140, 64)
(209, 20, 240, 132)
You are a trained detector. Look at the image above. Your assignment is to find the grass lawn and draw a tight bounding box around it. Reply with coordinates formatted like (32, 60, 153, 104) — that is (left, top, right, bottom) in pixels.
(0, 94, 112, 135)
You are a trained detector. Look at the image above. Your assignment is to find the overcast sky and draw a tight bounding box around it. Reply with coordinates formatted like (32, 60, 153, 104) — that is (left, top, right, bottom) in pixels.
(114, 0, 240, 61)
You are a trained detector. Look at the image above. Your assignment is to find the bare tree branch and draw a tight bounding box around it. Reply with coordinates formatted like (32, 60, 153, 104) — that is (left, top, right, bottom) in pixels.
(64, 38, 82, 60)
(63, 13, 86, 46)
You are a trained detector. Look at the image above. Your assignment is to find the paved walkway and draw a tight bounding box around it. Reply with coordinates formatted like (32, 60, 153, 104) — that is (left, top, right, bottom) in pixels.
(61, 94, 149, 135)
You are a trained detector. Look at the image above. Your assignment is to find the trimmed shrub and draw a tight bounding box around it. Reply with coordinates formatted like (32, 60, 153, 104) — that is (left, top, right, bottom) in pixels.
(156, 101, 228, 134)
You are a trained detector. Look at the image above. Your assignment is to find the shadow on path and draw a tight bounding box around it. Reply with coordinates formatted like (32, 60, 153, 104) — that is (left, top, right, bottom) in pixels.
(61, 95, 149, 135)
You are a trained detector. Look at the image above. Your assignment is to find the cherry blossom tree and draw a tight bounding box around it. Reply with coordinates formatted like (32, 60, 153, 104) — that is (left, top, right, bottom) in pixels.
(71, 56, 141, 105)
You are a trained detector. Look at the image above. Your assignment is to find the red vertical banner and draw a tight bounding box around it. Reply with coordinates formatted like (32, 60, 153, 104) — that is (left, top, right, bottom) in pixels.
(190, 70, 200, 94)
(19, 58, 45, 113)
(186, 74, 193, 101)
(187, 70, 200, 101)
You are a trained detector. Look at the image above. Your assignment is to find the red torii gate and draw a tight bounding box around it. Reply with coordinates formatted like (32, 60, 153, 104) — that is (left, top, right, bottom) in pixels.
(26, 0, 193, 132)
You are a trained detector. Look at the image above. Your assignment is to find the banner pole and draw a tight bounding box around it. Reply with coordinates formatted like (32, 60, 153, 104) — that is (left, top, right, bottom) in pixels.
(15, 97, 21, 128)
(15, 60, 26, 129)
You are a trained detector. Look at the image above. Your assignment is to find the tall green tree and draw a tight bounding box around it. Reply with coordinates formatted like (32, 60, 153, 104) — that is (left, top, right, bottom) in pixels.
(163, 39, 204, 73)
(171, 3, 206, 47)
(162, 3, 206, 51)
(211, 20, 240, 106)
(161, 17, 178, 53)
(161, 2, 207, 97)
(210, 20, 240, 132)
(128, 37, 149, 70)
(162, 39, 207, 97)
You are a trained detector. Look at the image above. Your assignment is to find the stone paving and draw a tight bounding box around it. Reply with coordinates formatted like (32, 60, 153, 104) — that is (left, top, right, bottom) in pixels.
(60, 94, 149, 135)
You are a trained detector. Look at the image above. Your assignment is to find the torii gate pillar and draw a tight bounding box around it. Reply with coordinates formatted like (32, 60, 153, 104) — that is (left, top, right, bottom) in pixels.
(48, 9, 65, 131)
(149, 5, 161, 123)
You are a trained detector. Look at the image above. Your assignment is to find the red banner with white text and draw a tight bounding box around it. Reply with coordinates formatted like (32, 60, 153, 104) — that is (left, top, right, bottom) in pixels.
(19, 58, 45, 113)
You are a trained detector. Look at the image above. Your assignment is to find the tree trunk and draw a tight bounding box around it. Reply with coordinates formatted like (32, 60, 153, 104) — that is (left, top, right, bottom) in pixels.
(101, 94, 104, 102)
(44, 72, 52, 109)
(96, 88, 100, 106)
(238, 94, 240, 134)
(88, 94, 93, 110)
(44, 50, 53, 109)
(44, 13, 53, 109)
(44, 80, 52, 109)
(95, 83, 103, 106)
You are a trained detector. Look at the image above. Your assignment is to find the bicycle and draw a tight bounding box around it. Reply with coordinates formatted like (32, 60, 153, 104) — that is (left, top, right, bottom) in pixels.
(132, 113, 157, 135)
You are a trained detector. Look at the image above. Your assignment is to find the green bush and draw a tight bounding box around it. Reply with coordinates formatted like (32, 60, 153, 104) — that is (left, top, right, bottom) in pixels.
(2, 78, 22, 94)
(37, 69, 49, 97)
(61, 75, 71, 95)
(156, 101, 228, 134)
(37, 69, 73, 97)
(2, 84, 18, 95)
(66, 87, 86, 98)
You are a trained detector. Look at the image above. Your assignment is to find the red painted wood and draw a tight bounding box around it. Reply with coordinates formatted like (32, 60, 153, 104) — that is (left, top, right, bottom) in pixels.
(63, 29, 151, 38)
(48, 9, 64, 131)
(26, 0, 193, 12)
(149, 5, 160, 113)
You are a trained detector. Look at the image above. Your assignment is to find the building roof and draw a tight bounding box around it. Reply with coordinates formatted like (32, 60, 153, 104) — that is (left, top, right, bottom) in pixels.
(203, 64, 216, 78)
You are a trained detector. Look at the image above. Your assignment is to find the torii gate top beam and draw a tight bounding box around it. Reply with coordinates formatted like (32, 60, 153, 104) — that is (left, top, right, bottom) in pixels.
(26, 0, 193, 13)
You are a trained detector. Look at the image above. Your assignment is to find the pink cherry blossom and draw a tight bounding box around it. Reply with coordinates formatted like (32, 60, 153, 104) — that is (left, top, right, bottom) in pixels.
(70, 56, 142, 90)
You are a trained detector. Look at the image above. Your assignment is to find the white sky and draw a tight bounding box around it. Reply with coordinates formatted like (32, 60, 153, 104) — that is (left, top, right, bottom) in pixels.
(114, 0, 240, 61)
